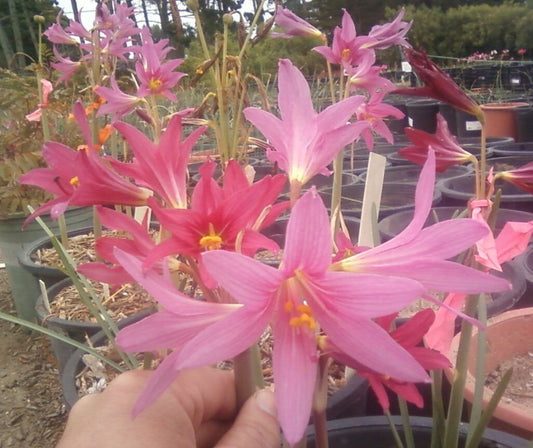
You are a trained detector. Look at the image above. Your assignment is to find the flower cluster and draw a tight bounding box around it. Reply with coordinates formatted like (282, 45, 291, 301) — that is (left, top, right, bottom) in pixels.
(20, 3, 533, 447)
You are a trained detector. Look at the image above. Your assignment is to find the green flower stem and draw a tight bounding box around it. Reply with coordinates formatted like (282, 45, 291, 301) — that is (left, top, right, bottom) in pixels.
(233, 343, 264, 410)
(430, 370, 445, 448)
(237, 0, 267, 61)
(479, 125, 487, 199)
(385, 410, 405, 448)
(466, 294, 487, 445)
(398, 398, 415, 448)
(312, 406, 328, 448)
(443, 295, 478, 448)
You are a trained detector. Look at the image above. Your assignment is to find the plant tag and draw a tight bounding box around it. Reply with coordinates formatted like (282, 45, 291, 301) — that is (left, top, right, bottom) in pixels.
(358, 152, 386, 248)
(466, 120, 482, 131)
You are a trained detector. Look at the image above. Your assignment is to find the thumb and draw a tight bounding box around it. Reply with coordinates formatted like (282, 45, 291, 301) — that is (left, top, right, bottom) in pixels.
(215, 389, 280, 448)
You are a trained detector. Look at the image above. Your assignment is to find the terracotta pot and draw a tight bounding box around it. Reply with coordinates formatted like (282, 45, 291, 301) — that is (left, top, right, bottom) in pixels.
(447, 307, 533, 440)
(480, 102, 529, 140)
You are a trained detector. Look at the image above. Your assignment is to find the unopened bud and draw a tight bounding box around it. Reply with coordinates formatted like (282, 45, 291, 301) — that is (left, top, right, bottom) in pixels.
(34, 15, 45, 24)
(222, 13, 233, 26)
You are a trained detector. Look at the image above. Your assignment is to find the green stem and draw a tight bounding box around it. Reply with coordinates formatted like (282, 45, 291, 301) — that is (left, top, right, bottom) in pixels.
(233, 344, 264, 410)
(398, 398, 415, 448)
(479, 125, 487, 199)
(430, 370, 446, 448)
(237, 0, 267, 61)
(384, 411, 405, 448)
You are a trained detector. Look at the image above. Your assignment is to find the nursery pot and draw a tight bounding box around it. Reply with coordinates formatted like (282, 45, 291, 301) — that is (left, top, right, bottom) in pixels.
(359, 164, 472, 185)
(447, 307, 533, 440)
(0, 207, 93, 321)
(319, 182, 442, 220)
(480, 102, 529, 141)
(18, 226, 95, 289)
(305, 415, 529, 447)
(35, 278, 157, 373)
(515, 106, 533, 142)
(489, 141, 533, 158)
(438, 174, 533, 212)
(406, 98, 440, 133)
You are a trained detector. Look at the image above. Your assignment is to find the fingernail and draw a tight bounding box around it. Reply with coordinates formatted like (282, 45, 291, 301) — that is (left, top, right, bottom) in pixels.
(255, 388, 277, 418)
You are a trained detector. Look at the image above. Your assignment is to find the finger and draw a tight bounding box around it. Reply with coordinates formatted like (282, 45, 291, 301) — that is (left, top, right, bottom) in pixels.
(215, 388, 280, 448)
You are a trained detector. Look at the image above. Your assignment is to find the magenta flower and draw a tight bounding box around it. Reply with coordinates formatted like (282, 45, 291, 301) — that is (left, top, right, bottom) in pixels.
(356, 93, 405, 150)
(44, 12, 82, 44)
(111, 115, 207, 208)
(51, 47, 82, 85)
(95, 78, 144, 122)
(497, 160, 533, 195)
(313, 9, 374, 71)
(332, 150, 510, 296)
(399, 114, 477, 172)
(394, 48, 485, 124)
(348, 51, 396, 95)
(243, 59, 368, 189)
(328, 309, 450, 411)
(143, 160, 288, 287)
(117, 188, 429, 444)
(77, 206, 161, 285)
(135, 27, 186, 101)
(272, 5, 323, 39)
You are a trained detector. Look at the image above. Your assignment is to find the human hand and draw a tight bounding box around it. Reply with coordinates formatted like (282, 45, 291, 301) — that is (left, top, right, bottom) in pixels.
(56, 366, 280, 448)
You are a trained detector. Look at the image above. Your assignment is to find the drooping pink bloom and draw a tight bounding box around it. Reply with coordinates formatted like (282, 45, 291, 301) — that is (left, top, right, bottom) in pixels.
(328, 309, 450, 411)
(77, 206, 162, 285)
(19, 102, 149, 226)
(394, 48, 485, 124)
(243, 59, 369, 189)
(366, 8, 412, 50)
(143, 160, 288, 287)
(51, 47, 82, 85)
(313, 9, 374, 71)
(399, 114, 477, 172)
(95, 78, 144, 122)
(111, 115, 207, 209)
(135, 27, 186, 101)
(271, 5, 323, 39)
(348, 51, 396, 95)
(497, 160, 533, 195)
(356, 93, 405, 150)
(26, 79, 53, 122)
(118, 188, 430, 444)
(44, 12, 81, 44)
(331, 150, 510, 296)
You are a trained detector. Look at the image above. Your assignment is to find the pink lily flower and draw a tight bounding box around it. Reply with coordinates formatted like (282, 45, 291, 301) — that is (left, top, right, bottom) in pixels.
(366, 8, 412, 50)
(95, 78, 144, 122)
(135, 27, 186, 101)
(117, 188, 429, 444)
(399, 114, 477, 172)
(313, 9, 375, 71)
(243, 59, 369, 192)
(77, 206, 161, 285)
(271, 5, 323, 39)
(394, 48, 485, 124)
(331, 150, 510, 296)
(110, 115, 207, 209)
(356, 93, 405, 150)
(44, 12, 81, 44)
(26, 79, 53, 122)
(497, 160, 533, 195)
(348, 51, 396, 95)
(327, 309, 450, 411)
(143, 160, 288, 286)
(51, 47, 82, 85)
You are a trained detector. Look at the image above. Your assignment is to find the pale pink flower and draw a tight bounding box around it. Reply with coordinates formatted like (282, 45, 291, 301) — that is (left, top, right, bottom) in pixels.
(117, 188, 429, 444)
(95, 78, 144, 122)
(244, 59, 368, 189)
(366, 8, 412, 50)
(51, 47, 82, 85)
(26, 79, 53, 122)
(272, 5, 323, 39)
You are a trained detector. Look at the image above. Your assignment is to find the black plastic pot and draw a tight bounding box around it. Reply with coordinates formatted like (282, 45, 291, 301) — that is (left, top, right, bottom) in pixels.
(455, 109, 482, 138)
(438, 174, 533, 212)
(359, 164, 472, 185)
(305, 415, 529, 447)
(35, 278, 156, 373)
(515, 106, 533, 142)
(18, 226, 95, 289)
(320, 183, 441, 220)
(438, 102, 458, 135)
(489, 141, 533, 158)
(406, 98, 440, 133)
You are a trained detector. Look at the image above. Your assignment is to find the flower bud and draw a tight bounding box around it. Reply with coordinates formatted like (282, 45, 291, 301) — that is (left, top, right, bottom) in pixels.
(33, 15, 45, 24)
(222, 13, 233, 26)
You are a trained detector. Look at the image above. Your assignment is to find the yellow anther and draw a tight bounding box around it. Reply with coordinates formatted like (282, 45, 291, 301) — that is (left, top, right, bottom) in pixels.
(289, 316, 301, 327)
(299, 313, 316, 330)
(69, 176, 80, 187)
(342, 48, 351, 61)
(199, 223, 223, 251)
(296, 304, 312, 315)
(149, 78, 163, 92)
(317, 335, 328, 351)
(283, 301, 294, 313)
